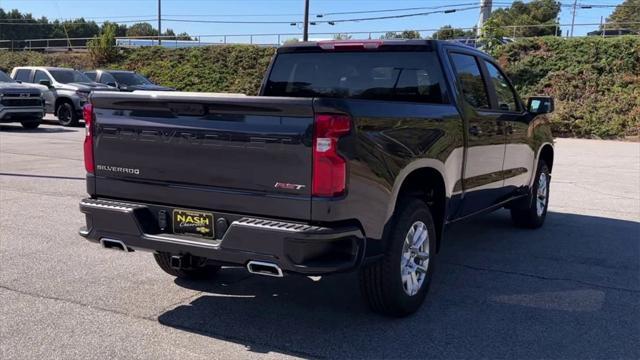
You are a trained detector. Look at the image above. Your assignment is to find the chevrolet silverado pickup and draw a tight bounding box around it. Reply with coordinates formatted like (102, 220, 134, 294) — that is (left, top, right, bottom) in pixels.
(11, 67, 116, 127)
(0, 70, 44, 129)
(79, 40, 555, 316)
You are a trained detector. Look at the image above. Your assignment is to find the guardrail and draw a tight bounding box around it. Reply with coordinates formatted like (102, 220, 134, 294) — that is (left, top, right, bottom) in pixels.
(1, 22, 638, 51)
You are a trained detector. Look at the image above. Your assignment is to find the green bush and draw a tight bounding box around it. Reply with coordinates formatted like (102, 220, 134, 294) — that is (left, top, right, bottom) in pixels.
(113, 45, 275, 94)
(0, 51, 92, 71)
(493, 36, 640, 138)
(1, 37, 637, 138)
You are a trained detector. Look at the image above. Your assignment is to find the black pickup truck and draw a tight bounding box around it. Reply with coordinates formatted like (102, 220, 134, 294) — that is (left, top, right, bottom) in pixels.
(79, 40, 554, 316)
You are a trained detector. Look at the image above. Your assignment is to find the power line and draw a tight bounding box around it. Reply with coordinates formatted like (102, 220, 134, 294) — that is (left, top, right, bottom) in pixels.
(315, 2, 478, 17)
(0, 2, 629, 29)
(0, 19, 158, 25)
(161, 6, 480, 25)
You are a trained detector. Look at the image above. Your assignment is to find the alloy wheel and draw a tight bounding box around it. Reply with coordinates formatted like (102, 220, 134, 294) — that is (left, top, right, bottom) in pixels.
(400, 221, 430, 296)
(536, 172, 549, 217)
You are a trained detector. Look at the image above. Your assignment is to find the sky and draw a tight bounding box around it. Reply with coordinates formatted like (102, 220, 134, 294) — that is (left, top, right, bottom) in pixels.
(0, 0, 623, 43)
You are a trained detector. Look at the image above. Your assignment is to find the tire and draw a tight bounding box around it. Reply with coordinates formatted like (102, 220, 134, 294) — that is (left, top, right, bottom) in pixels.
(153, 252, 220, 280)
(359, 198, 437, 317)
(510, 161, 550, 229)
(56, 101, 79, 127)
(21, 121, 40, 129)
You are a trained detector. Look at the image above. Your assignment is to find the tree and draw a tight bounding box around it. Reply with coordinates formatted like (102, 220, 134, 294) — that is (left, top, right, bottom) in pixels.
(605, 0, 640, 32)
(0, 9, 49, 40)
(50, 18, 100, 39)
(175, 32, 192, 41)
(432, 25, 474, 40)
(87, 23, 118, 65)
(101, 21, 128, 37)
(126, 22, 157, 37)
(161, 29, 192, 41)
(479, 17, 508, 52)
(380, 30, 421, 39)
(484, 0, 561, 38)
(125, 23, 191, 40)
(332, 33, 352, 40)
(283, 38, 300, 45)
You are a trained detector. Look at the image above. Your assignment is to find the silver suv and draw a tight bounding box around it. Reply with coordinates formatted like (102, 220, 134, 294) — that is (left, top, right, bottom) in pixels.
(0, 70, 44, 129)
(11, 66, 115, 126)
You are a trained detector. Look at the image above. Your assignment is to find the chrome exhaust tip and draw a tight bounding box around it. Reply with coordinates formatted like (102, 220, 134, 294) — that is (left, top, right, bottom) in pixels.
(100, 238, 132, 252)
(246, 261, 283, 277)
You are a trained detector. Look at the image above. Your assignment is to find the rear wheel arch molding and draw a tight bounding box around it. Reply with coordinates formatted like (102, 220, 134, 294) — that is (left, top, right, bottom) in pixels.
(386, 162, 450, 252)
(539, 143, 554, 172)
(529, 142, 554, 188)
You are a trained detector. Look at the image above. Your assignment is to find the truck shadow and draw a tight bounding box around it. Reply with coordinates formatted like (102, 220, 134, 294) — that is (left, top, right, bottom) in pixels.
(158, 210, 640, 359)
(0, 124, 77, 133)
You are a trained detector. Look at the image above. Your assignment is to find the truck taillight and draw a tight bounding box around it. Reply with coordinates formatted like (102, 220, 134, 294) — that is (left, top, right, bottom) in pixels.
(312, 114, 351, 197)
(83, 103, 94, 174)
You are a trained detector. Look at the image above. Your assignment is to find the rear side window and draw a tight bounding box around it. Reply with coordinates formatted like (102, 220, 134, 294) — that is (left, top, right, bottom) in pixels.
(85, 72, 96, 81)
(14, 69, 31, 82)
(264, 51, 446, 104)
(450, 53, 490, 109)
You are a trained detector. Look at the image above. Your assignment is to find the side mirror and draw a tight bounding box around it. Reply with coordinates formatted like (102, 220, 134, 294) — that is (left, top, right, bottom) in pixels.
(38, 79, 52, 87)
(527, 96, 554, 115)
(106, 82, 117, 87)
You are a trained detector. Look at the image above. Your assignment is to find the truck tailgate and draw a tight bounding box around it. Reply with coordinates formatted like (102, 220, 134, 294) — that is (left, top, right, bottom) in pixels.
(90, 92, 314, 220)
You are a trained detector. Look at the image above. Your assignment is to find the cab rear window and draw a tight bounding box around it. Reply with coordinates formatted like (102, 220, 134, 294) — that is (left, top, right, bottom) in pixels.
(14, 69, 31, 82)
(264, 51, 447, 104)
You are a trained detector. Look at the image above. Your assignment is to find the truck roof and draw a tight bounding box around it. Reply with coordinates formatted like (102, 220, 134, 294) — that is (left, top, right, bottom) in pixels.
(279, 39, 486, 56)
(13, 66, 76, 71)
(95, 69, 136, 74)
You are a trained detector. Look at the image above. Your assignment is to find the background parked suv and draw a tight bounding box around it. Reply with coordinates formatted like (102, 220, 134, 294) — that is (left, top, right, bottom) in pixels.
(0, 70, 44, 129)
(11, 66, 115, 126)
(85, 70, 173, 92)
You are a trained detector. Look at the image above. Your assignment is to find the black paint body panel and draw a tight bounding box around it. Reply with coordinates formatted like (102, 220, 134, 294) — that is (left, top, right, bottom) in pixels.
(83, 40, 554, 271)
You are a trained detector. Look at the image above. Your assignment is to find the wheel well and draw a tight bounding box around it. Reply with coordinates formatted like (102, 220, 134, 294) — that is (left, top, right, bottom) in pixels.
(540, 145, 554, 172)
(54, 97, 74, 116)
(396, 168, 446, 252)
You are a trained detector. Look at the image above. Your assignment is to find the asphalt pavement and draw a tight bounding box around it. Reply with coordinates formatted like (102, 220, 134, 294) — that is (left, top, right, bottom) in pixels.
(1, 120, 639, 359)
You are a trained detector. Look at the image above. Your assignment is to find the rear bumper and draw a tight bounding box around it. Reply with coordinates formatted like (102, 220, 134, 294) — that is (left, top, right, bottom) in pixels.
(79, 198, 365, 275)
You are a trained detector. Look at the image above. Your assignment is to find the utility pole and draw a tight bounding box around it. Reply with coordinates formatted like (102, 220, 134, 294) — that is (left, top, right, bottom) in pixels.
(477, 0, 492, 36)
(158, 0, 162, 45)
(570, 0, 577, 37)
(303, 0, 310, 42)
